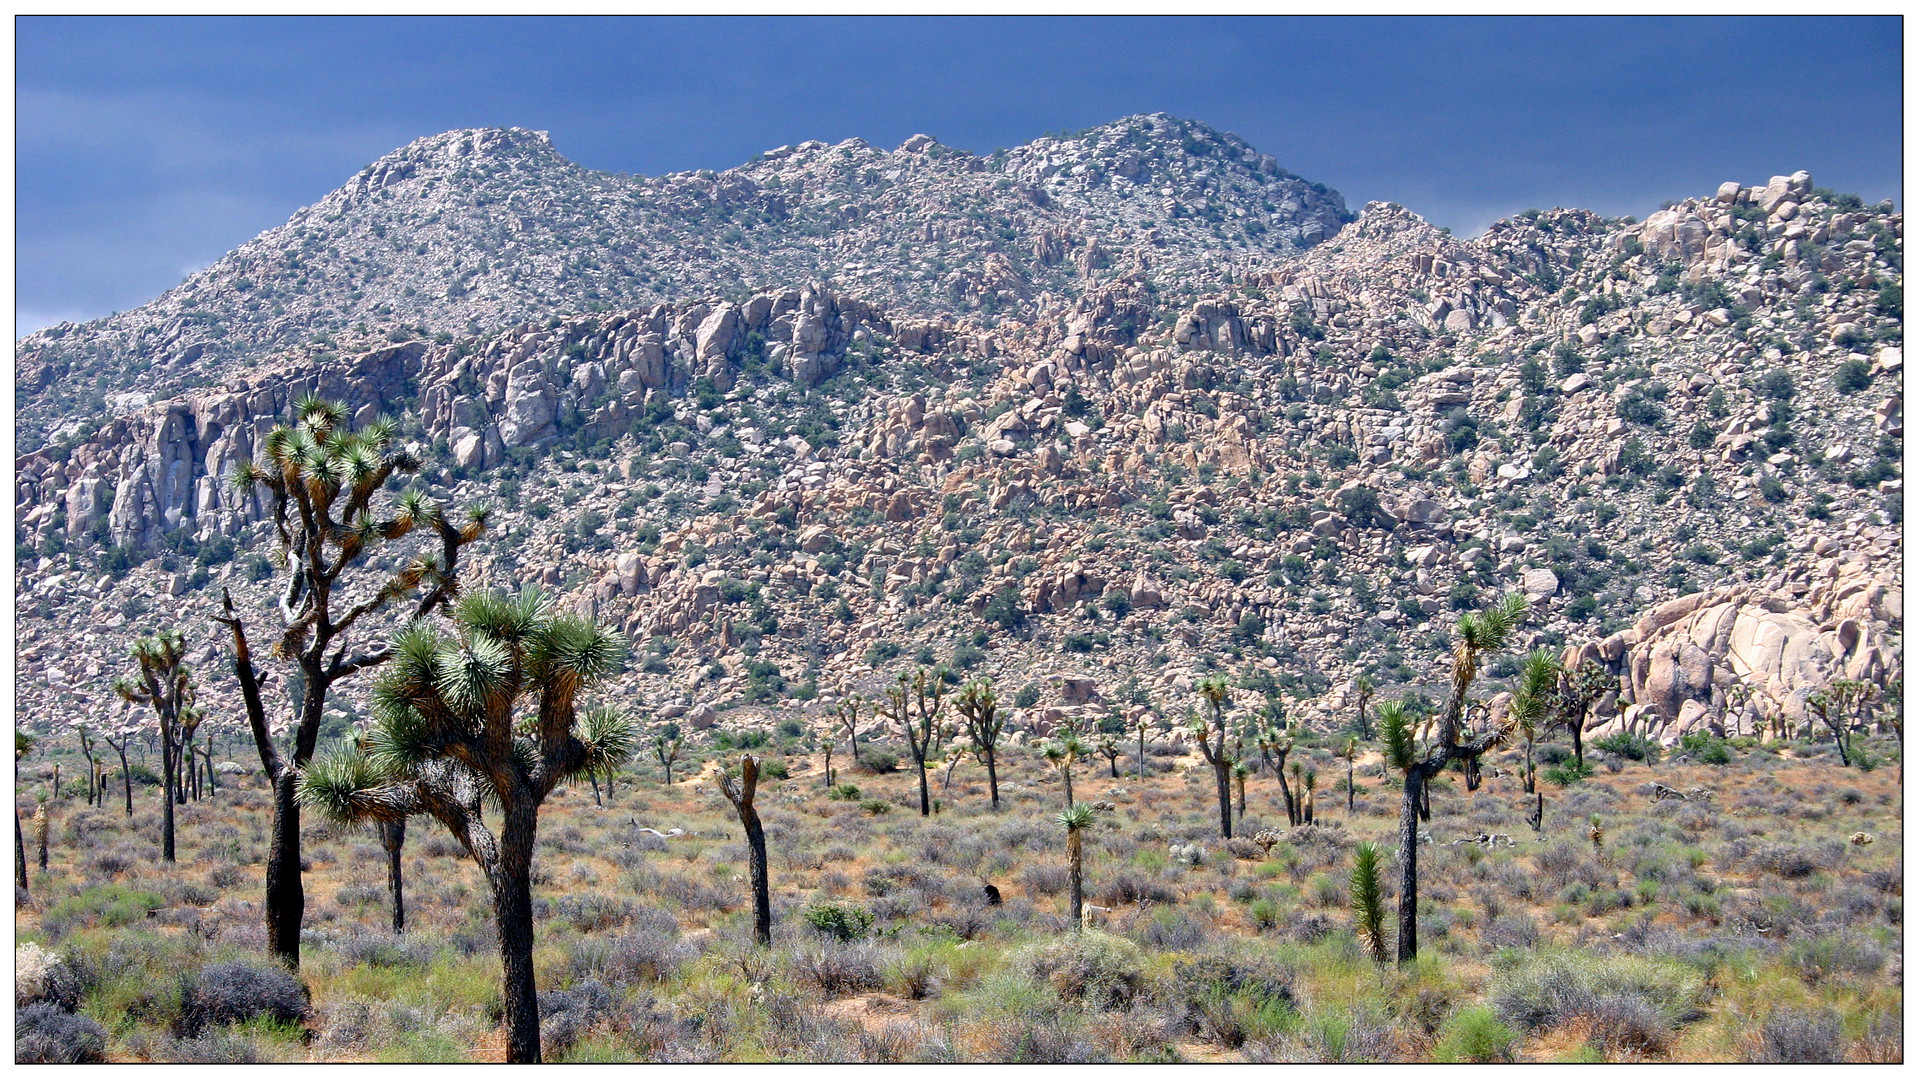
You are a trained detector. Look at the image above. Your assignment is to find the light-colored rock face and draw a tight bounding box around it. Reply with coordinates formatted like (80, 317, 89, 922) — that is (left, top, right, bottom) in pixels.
(9, 159, 1900, 743)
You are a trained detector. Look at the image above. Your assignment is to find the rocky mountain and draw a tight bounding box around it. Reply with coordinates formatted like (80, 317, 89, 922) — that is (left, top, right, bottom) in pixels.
(16, 114, 1348, 453)
(13, 121, 1904, 757)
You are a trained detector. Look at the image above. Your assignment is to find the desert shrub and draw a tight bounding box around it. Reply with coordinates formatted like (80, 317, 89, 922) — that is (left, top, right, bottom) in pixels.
(791, 941, 888, 995)
(1168, 955, 1297, 1047)
(175, 960, 311, 1037)
(1131, 908, 1207, 950)
(1591, 732, 1660, 762)
(802, 902, 875, 942)
(15, 943, 86, 1010)
(557, 893, 636, 933)
(602, 920, 695, 986)
(1096, 871, 1179, 907)
(334, 928, 432, 969)
(15, 1002, 107, 1063)
(1744, 1005, 1846, 1063)
(1785, 932, 1888, 985)
(1482, 914, 1541, 949)
(858, 750, 900, 774)
(160, 1027, 270, 1063)
(1489, 952, 1705, 1054)
(1749, 843, 1837, 879)
(1431, 1005, 1515, 1063)
(39, 883, 166, 941)
(538, 978, 618, 1060)
(1020, 862, 1071, 897)
(1012, 931, 1147, 1007)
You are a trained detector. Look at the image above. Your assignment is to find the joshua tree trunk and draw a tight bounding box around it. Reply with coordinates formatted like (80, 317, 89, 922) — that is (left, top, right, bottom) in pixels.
(1066, 826, 1084, 928)
(488, 800, 542, 1065)
(265, 771, 305, 967)
(1276, 762, 1298, 826)
(160, 732, 177, 862)
(983, 745, 999, 810)
(1523, 737, 1536, 794)
(1137, 729, 1147, 782)
(34, 804, 50, 871)
(112, 741, 132, 816)
(382, 819, 407, 933)
(821, 738, 834, 789)
(586, 770, 603, 805)
(1212, 757, 1232, 839)
(15, 810, 27, 898)
(1347, 757, 1356, 813)
(719, 755, 772, 947)
(1234, 769, 1246, 816)
(1395, 764, 1428, 964)
(1569, 720, 1585, 767)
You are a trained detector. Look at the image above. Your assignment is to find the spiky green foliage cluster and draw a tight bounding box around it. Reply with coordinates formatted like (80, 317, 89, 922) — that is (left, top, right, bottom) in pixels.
(1351, 841, 1390, 964)
(1057, 802, 1097, 831)
(295, 586, 630, 825)
(1378, 701, 1417, 771)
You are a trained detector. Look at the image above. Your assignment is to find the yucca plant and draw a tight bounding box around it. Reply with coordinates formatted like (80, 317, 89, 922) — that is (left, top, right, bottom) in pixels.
(955, 679, 1003, 808)
(1058, 802, 1097, 929)
(214, 395, 484, 969)
(1042, 731, 1089, 808)
(112, 628, 203, 863)
(296, 585, 629, 1063)
(1351, 841, 1390, 964)
(653, 729, 684, 786)
(1351, 675, 1377, 740)
(1257, 723, 1298, 825)
(1340, 737, 1359, 813)
(1194, 675, 1235, 838)
(1232, 760, 1250, 816)
(1382, 593, 1529, 963)
(1510, 650, 1561, 795)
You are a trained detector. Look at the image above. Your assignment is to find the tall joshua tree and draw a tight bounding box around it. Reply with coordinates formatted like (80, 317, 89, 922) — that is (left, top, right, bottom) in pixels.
(16, 730, 34, 898)
(884, 668, 948, 816)
(1194, 676, 1235, 838)
(1555, 660, 1615, 767)
(1809, 679, 1872, 767)
(955, 679, 1004, 809)
(718, 754, 773, 947)
(653, 729, 684, 786)
(215, 395, 484, 969)
(1350, 675, 1377, 740)
(1510, 651, 1560, 795)
(298, 586, 630, 1063)
(1059, 802, 1095, 930)
(1258, 724, 1299, 826)
(1381, 593, 1528, 964)
(112, 629, 204, 863)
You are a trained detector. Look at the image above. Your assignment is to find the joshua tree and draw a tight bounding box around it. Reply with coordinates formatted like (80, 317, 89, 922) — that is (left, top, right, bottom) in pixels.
(718, 754, 773, 947)
(74, 725, 100, 808)
(814, 716, 839, 789)
(1302, 766, 1318, 825)
(884, 669, 949, 816)
(955, 679, 1004, 809)
(112, 629, 204, 863)
(1042, 732, 1088, 808)
(1194, 676, 1235, 838)
(1350, 841, 1390, 964)
(838, 694, 865, 764)
(1259, 726, 1299, 826)
(216, 395, 484, 970)
(1351, 675, 1377, 739)
(1555, 660, 1615, 766)
(1381, 593, 1528, 964)
(1058, 802, 1096, 930)
(653, 729, 684, 786)
(297, 586, 629, 1063)
(1098, 735, 1123, 779)
(1809, 679, 1872, 767)
(1134, 713, 1152, 782)
(380, 819, 407, 933)
(32, 801, 50, 873)
(101, 720, 136, 816)
(1232, 760, 1250, 817)
(1510, 650, 1560, 795)
(1340, 737, 1359, 813)
(1588, 815, 1605, 857)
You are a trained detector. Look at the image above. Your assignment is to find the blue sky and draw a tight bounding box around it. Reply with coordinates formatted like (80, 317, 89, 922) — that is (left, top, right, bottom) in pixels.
(17, 16, 1903, 335)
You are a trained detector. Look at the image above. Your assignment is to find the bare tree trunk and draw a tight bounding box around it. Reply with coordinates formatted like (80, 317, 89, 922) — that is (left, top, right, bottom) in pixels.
(1396, 765, 1427, 964)
(586, 770, 603, 806)
(1066, 827, 1083, 929)
(35, 804, 50, 871)
(491, 800, 542, 1064)
(743, 801, 771, 947)
(265, 771, 304, 969)
(15, 809, 27, 899)
(382, 819, 407, 933)
(1213, 758, 1232, 839)
(160, 731, 177, 862)
(115, 743, 132, 816)
(1277, 764, 1298, 826)
(1347, 758, 1356, 813)
(984, 746, 999, 810)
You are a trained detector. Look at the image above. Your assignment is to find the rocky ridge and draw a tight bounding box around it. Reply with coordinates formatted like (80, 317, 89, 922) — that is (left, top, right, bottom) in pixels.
(13, 152, 1903, 757)
(17, 114, 1348, 452)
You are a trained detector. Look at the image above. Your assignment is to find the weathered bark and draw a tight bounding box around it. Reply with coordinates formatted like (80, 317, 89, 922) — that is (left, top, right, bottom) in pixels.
(742, 800, 772, 946)
(1395, 765, 1428, 964)
(112, 741, 132, 816)
(159, 731, 177, 862)
(265, 771, 304, 968)
(15, 810, 27, 899)
(1276, 756, 1298, 826)
(1066, 827, 1084, 928)
(490, 800, 542, 1064)
(1212, 757, 1232, 839)
(1347, 758, 1356, 813)
(35, 805, 49, 871)
(984, 745, 1000, 810)
(382, 819, 407, 933)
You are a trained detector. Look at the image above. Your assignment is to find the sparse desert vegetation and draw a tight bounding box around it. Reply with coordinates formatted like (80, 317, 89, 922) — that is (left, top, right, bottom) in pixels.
(15, 681, 1901, 1062)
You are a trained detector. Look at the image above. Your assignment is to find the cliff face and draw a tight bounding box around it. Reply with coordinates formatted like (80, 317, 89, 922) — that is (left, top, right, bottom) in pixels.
(12, 120, 1903, 749)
